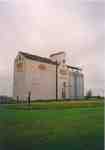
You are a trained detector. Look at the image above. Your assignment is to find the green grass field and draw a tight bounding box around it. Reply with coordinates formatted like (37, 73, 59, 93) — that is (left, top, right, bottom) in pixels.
(0, 101, 104, 150)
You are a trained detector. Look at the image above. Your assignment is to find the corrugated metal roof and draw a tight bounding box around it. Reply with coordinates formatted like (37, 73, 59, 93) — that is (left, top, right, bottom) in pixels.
(67, 65, 82, 71)
(18, 51, 81, 70)
(19, 51, 57, 65)
(50, 51, 65, 57)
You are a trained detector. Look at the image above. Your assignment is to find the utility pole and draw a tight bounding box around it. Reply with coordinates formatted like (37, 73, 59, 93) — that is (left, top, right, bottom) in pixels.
(56, 60, 58, 101)
(28, 91, 31, 105)
(17, 96, 19, 104)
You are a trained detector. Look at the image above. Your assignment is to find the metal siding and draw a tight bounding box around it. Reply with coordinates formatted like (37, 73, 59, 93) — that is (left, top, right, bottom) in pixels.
(69, 71, 75, 99)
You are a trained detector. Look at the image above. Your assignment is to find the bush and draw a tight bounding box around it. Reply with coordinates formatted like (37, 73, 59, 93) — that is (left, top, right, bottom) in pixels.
(86, 89, 92, 99)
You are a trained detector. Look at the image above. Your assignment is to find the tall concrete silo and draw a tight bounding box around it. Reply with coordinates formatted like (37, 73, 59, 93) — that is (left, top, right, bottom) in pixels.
(69, 71, 75, 99)
(74, 71, 79, 99)
(74, 71, 84, 99)
(79, 73, 84, 98)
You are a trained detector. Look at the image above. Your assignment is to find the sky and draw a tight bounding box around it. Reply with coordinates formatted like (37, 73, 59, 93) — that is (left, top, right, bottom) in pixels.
(0, 0, 105, 96)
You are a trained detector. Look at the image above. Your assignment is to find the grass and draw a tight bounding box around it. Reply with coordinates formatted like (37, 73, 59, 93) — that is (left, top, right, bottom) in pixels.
(4, 100, 104, 110)
(0, 101, 104, 150)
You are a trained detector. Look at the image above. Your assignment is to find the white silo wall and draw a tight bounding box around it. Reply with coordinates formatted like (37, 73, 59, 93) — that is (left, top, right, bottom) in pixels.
(74, 71, 84, 99)
(80, 73, 84, 98)
(75, 71, 80, 99)
(25, 59, 56, 100)
(58, 64, 70, 100)
(13, 55, 27, 101)
(69, 71, 75, 99)
(78, 73, 84, 98)
(79, 74, 82, 97)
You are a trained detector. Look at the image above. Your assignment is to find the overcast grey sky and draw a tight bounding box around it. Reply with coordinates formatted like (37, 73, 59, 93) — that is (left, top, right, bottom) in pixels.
(0, 0, 105, 96)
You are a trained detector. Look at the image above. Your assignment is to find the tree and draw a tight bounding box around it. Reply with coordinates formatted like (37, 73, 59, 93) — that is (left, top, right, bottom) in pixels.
(86, 89, 92, 99)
